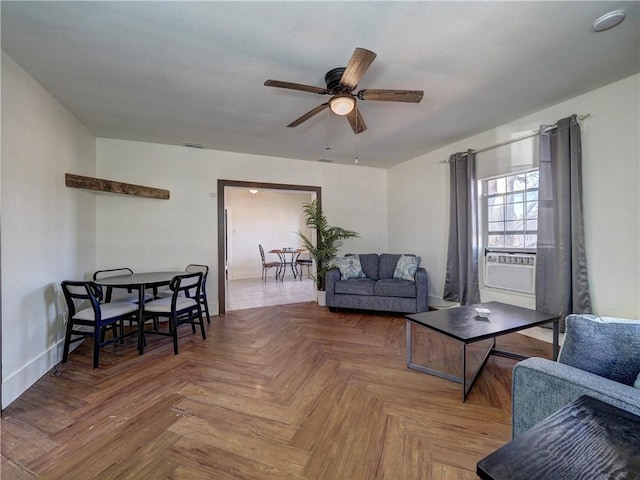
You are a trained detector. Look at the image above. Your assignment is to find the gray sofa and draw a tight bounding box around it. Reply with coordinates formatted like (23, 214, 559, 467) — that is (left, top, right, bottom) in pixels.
(325, 253, 428, 313)
(512, 314, 640, 438)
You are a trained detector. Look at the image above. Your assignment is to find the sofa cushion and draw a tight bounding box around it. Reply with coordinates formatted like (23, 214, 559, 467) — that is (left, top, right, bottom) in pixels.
(558, 314, 640, 386)
(379, 254, 402, 279)
(336, 255, 366, 280)
(334, 278, 375, 296)
(373, 278, 417, 298)
(358, 254, 380, 280)
(393, 255, 421, 282)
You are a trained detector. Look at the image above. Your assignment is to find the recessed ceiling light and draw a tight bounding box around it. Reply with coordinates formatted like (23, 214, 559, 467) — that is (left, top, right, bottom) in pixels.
(593, 10, 625, 32)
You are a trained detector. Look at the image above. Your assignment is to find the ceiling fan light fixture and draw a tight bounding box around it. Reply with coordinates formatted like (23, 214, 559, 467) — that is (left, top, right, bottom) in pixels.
(329, 94, 355, 116)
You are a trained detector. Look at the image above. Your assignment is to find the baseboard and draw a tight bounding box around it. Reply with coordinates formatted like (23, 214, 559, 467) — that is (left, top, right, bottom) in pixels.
(2, 338, 65, 409)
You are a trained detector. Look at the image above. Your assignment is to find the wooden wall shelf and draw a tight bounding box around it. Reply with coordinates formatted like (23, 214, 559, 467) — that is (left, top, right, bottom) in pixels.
(65, 174, 170, 200)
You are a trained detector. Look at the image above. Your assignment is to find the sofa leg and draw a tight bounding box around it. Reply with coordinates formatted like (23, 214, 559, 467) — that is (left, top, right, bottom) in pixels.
(329, 307, 337, 313)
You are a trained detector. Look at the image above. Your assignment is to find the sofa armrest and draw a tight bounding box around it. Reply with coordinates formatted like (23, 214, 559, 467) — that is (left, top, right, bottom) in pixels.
(325, 269, 340, 306)
(415, 267, 428, 312)
(512, 357, 640, 438)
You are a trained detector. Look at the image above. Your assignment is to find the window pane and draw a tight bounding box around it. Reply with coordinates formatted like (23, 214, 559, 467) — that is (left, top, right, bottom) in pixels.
(525, 235, 537, 248)
(506, 207, 522, 221)
(526, 171, 539, 188)
(488, 205, 504, 221)
(488, 195, 505, 206)
(526, 201, 538, 218)
(505, 234, 525, 248)
(490, 178, 506, 194)
(487, 235, 504, 247)
(488, 221, 504, 232)
(508, 174, 527, 192)
(526, 191, 538, 202)
(526, 219, 538, 230)
(487, 179, 497, 195)
(506, 220, 522, 230)
(506, 193, 524, 204)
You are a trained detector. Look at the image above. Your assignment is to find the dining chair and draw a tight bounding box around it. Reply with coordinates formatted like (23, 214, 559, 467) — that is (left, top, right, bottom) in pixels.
(61, 280, 140, 368)
(259, 244, 280, 281)
(93, 268, 154, 303)
(142, 272, 206, 355)
(186, 264, 211, 324)
(153, 264, 211, 324)
(296, 255, 313, 279)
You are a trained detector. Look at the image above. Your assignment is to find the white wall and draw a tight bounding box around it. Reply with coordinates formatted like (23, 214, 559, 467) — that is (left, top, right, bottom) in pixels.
(388, 74, 640, 318)
(226, 189, 312, 279)
(1, 52, 97, 408)
(95, 139, 388, 313)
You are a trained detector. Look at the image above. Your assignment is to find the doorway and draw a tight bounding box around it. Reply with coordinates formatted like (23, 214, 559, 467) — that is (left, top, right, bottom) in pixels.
(217, 180, 321, 314)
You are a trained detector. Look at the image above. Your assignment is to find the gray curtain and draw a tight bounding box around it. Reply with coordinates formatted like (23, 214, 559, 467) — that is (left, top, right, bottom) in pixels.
(443, 151, 481, 305)
(536, 114, 592, 326)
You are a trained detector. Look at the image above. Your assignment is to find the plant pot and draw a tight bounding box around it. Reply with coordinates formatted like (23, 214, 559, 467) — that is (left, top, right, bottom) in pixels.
(317, 290, 326, 306)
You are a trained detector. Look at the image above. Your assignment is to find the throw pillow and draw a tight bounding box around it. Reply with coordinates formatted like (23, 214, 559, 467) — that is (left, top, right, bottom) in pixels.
(558, 314, 640, 386)
(393, 255, 421, 282)
(336, 255, 366, 280)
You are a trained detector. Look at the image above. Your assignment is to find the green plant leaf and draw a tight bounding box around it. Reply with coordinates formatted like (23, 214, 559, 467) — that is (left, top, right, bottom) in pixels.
(296, 200, 359, 291)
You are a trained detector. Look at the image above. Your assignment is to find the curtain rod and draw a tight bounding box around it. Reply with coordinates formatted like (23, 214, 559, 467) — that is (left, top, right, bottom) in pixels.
(440, 114, 590, 163)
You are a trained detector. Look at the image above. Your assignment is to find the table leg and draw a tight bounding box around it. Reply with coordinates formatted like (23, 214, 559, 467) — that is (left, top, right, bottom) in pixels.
(277, 252, 286, 281)
(552, 320, 559, 360)
(292, 253, 300, 279)
(137, 284, 145, 355)
(406, 319, 496, 403)
(462, 338, 495, 402)
(406, 319, 413, 367)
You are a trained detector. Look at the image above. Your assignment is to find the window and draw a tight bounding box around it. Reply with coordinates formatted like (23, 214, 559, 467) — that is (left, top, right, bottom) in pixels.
(483, 170, 538, 250)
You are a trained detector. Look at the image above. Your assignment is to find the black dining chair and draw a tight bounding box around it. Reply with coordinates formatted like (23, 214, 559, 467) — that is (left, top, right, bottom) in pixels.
(93, 268, 154, 304)
(186, 264, 211, 324)
(259, 244, 280, 281)
(142, 272, 206, 355)
(153, 264, 211, 324)
(61, 280, 140, 368)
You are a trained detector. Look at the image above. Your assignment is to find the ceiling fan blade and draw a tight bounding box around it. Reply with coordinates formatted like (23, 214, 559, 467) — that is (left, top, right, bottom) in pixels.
(358, 89, 424, 103)
(346, 107, 367, 134)
(287, 103, 329, 128)
(340, 48, 377, 89)
(264, 80, 328, 95)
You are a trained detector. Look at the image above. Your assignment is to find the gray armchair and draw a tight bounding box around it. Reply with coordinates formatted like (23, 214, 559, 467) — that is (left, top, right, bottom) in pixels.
(512, 314, 640, 438)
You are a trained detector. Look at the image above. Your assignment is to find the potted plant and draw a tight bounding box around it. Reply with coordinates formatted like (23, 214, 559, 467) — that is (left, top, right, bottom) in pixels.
(297, 200, 359, 305)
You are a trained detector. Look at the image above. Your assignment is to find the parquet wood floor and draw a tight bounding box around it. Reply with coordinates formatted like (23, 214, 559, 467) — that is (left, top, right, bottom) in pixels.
(1, 303, 552, 479)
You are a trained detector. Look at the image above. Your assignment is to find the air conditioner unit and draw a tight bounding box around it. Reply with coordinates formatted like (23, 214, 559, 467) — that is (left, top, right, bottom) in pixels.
(484, 253, 536, 294)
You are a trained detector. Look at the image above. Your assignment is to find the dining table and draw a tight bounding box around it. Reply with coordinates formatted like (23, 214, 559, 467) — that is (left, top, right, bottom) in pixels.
(268, 248, 307, 281)
(94, 271, 187, 354)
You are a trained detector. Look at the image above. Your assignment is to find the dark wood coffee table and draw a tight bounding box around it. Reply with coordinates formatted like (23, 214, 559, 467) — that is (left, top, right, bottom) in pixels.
(405, 301, 559, 401)
(477, 395, 640, 480)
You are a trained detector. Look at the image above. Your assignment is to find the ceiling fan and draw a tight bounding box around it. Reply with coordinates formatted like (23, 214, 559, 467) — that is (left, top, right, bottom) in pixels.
(264, 48, 424, 134)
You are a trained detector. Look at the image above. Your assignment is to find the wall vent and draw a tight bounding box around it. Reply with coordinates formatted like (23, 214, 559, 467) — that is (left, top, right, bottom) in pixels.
(484, 252, 536, 294)
(182, 142, 205, 149)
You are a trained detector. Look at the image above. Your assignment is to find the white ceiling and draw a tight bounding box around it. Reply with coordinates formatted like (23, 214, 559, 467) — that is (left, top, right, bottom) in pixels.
(2, 1, 639, 168)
